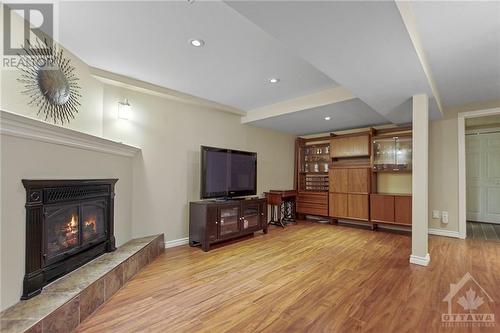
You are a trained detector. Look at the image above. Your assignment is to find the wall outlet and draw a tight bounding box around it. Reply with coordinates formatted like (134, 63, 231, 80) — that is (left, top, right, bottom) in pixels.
(441, 211, 449, 224)
(432, 210, 441, 219)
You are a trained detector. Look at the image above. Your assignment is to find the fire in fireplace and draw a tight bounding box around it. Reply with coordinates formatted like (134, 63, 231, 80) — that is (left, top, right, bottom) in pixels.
(22, 179, 117, 299)
(47, 213, 79, 254)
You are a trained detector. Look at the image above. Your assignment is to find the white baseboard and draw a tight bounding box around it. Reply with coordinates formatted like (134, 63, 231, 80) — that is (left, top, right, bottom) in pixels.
(164, 237, 189, 248)
(428, 228, 461, 239)
(409, 253, 430, 266)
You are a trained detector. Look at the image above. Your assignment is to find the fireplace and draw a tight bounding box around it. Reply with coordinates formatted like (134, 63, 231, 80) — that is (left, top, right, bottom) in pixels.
(22, 179, 117, 299)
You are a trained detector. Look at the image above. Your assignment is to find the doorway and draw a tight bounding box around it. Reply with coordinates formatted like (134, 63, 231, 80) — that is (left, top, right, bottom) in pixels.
(459, 109, 500, 240)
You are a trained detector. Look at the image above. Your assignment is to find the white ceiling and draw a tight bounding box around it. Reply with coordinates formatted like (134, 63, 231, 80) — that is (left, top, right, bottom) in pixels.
(411, 1, 500, 108)
(227, 0, 441, 124)
(250, 99, 388, 135)
(58, 1, 336, 111)
(55, 1, 499, 135)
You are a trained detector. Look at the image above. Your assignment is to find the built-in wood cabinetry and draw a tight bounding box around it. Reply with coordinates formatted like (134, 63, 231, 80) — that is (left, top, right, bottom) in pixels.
(296, 126, 412, 230)
(370, 194, 412, 226)
(329, 168, 371, 221)
(295, 137, 330, 217)
(330, 133, 370, 158)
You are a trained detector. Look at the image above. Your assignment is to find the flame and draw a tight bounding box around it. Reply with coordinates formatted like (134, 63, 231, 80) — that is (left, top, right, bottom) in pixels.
(69, 214, 78, 228)
(85, 216, 96, 230)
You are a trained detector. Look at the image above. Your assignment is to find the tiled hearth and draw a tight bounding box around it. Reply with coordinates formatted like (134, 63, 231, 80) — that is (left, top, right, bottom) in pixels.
(0, 234, 165, 333)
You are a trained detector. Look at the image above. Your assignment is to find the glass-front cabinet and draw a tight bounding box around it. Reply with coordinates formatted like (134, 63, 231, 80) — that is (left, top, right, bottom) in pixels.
(372, 136, 412, 171)
(298, 143, 330, 192)
(242, 202, 260, 230)
(218, 206, 240, 237)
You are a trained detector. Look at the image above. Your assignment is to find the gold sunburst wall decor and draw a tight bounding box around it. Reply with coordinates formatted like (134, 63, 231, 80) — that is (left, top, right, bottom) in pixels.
(17, 39, 81, 125)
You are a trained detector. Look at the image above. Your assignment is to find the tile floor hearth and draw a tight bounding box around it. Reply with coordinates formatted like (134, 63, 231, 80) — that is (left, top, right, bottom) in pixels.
(0, 234, 165, 333)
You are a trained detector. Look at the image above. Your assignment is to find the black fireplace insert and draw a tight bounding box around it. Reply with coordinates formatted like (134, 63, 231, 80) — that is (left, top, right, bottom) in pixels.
(22, 179, 117, 299)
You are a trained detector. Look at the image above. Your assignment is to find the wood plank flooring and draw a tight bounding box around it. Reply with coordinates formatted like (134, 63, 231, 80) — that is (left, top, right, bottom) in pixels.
(76, 222, 500, 333)
(467, 221, 500, 242)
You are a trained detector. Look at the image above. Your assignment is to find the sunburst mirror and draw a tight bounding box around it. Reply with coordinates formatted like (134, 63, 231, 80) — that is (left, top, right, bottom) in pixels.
(17, 39, 81, 125)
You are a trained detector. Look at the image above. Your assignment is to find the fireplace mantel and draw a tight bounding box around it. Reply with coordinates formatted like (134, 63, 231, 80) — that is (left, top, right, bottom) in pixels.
(0, 110, 140, 157)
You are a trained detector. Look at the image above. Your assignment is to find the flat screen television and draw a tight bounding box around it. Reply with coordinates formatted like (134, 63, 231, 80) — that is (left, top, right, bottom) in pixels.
(200, 146, 257, 199)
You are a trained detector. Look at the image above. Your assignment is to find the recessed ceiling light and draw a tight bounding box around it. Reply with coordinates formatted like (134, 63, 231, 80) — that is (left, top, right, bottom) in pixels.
(268, 78, 280, 84)
(189, 39, 205, 47)
(325, 116, 331, 120)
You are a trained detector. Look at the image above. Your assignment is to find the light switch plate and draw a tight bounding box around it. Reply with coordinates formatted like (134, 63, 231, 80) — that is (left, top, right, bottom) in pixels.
(432, 210, 441, 219)
(441, 211, 449, 224)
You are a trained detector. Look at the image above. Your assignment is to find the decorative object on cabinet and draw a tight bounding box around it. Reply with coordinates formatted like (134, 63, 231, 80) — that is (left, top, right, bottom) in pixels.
(295, 137, 330, 218)
(189, 198, 267, 251)
(17, 39, 81, 125)
(264, 190, 297, 228)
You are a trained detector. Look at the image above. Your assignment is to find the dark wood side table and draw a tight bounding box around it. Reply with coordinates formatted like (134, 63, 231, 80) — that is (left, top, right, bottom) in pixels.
(264, 190, 297, 228)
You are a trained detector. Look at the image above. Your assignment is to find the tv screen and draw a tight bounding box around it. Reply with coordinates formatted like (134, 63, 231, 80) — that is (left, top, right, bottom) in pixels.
(201, 146, 257, 199)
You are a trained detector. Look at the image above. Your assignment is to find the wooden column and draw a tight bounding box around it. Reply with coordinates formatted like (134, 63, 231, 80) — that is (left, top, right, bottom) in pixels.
(410, 94, 430, 266)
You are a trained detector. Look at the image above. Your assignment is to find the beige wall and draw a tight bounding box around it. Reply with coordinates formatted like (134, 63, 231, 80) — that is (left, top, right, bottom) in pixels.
(428, 117, 459, 231)
(101, 84, 295, 240)
(0, 135, 133, 311)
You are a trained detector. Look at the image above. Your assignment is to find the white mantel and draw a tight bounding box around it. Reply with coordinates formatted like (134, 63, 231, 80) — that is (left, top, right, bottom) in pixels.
(0, 110, 140, 157)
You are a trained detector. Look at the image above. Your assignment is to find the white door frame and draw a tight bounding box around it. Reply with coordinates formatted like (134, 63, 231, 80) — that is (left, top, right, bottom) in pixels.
(458, 107, 500, 238)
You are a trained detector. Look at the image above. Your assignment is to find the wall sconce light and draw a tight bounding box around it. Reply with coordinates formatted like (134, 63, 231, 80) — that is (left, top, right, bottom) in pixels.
(118, 99, 131, 120)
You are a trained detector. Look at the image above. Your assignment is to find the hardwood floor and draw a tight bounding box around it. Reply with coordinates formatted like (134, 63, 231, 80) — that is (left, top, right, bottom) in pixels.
(76, 222, 500, 333)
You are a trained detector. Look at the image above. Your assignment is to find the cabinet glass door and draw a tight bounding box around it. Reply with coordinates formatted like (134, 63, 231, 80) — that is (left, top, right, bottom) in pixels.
(242, 204, 260, 230)
(372, 138, 395, 171)
(395, 137, 412, 171)
(219, 206, 240, 236)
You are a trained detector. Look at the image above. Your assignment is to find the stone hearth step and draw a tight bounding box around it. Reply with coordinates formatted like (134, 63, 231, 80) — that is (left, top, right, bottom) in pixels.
(0, 234, 165, 333)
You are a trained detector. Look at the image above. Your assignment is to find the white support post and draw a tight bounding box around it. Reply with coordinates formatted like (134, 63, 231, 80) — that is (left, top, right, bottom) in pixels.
(409, 94, 430, 266)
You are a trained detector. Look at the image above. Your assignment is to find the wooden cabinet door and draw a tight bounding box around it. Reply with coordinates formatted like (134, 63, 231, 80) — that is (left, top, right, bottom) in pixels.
(330, 168, 348, 193)
(348, 194, 369, 220)
(395, 196, 412, 225)
(207, 206, 219, 242)
(349, 134, 370, 156)
(331, 135, 370, 158)
(329, 193, 348, 218)
(348, 168, 370, 193)
(330, 137, 349, 158)
(370, 194, 395, 223)
(259, 201, 267, 227)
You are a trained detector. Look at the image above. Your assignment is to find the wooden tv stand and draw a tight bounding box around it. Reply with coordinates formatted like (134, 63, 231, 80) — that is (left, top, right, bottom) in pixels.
(189, 198, 267, 251)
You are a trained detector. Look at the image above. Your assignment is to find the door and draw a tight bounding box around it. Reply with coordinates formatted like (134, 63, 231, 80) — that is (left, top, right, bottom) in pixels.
(348, 194, 369, 220)
(370, 194, 395, 223)
(241, 201, 261, 231)
(348, 168, 370, 193)
(218, 205, 241, 238)
(330, 168, 348, 193)
(395, 196, 412, 225)
(329, 193, 348, 218)
(466, 132, 500, 223)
